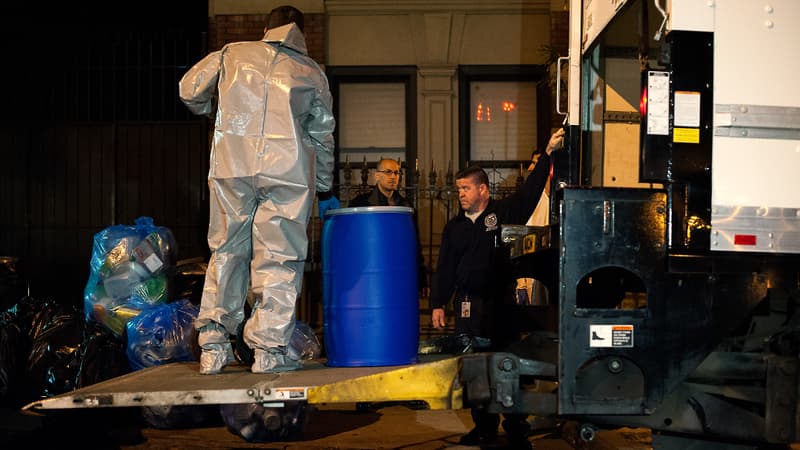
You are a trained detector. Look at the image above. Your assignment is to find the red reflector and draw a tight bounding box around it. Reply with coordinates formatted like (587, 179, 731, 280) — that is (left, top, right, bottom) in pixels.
(640, 86, 648, 117)
(734, 235, 757, 246)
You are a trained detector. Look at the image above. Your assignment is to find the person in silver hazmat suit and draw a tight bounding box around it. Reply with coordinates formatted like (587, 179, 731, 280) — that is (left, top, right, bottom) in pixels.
(179, 5, 339, 374)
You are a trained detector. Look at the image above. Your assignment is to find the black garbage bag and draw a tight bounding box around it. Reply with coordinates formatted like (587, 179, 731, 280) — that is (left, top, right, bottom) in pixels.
(1, 296, 44, 407)
(0, 313, 32, 407)
(220, 402, 313, 442)
(417, 333, 491, 355)
(232, 318, 322, 366)
(25, 298, 84, 399)
(172, 258, 207, 306)
(7, 295, 43, 336)
(75, 320, 130, 388)
(0, 256, 27, 313)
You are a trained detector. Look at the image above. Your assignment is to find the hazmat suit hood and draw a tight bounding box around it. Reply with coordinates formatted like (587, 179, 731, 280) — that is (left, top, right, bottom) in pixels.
(264, 22, 307, 55)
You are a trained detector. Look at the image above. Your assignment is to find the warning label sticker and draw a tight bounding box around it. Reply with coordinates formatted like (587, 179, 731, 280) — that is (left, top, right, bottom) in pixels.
(589, 324, 634, 348)
(673, 127, 700, 144)
(275, 387, 307, 400)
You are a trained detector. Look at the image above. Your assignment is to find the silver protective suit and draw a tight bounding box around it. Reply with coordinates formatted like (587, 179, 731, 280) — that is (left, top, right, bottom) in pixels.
(178, 23, 335, 362)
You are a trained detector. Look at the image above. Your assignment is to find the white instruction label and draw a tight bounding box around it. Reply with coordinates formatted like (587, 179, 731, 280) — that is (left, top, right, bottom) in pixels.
(674, 91, 701, 127)
(647, 71, 670, 136)
(589, 324, 634, 348)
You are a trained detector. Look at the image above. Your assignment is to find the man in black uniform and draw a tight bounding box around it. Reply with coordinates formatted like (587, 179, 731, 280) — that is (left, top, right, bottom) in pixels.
(430, 128, 564, 447)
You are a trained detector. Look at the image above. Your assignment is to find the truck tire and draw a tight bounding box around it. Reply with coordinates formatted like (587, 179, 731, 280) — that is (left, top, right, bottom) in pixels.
(220, 401, 313, 442)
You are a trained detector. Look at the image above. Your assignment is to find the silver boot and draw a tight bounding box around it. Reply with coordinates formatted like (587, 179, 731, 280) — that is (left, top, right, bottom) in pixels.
(199, 345, 236, 375)
(251, 348, 301, 374)
(198, 323, 235, 375)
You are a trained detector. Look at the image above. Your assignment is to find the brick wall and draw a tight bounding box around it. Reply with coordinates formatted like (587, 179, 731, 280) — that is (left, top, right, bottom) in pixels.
(304, 13, 325, 64)
(208, 13, 325, 64)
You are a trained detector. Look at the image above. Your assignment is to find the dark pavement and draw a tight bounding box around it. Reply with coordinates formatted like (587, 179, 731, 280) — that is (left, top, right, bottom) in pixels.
(2, 402, 654, 450)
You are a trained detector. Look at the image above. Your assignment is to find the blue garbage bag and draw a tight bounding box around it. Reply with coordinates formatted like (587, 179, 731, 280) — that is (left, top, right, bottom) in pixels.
(126, 299, 198, 371)
(83, 216, 178, 337)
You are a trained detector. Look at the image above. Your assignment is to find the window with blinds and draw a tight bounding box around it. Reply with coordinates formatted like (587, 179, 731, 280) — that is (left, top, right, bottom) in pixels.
(338, 82, 406, 165)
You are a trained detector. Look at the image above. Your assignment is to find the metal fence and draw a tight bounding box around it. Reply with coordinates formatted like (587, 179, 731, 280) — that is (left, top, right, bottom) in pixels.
(340, 159, 525, 256)
(299, 158, 528, 335)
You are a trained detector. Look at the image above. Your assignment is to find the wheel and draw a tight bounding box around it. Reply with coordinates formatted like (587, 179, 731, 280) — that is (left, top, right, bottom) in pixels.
(220, 402, 314, 442)
(579, 423, 597, 442)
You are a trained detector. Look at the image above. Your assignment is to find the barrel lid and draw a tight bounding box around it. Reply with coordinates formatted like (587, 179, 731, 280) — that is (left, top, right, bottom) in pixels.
(325, 206, 414, 216)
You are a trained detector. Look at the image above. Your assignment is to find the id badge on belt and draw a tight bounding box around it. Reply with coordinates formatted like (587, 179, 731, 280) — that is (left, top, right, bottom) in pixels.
(461, 296, 471, 318)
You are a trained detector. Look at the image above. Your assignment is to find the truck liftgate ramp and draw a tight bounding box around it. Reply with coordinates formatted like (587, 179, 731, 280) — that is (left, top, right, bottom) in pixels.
(22, 355, 470, 412)
(20, 351, 559, 444)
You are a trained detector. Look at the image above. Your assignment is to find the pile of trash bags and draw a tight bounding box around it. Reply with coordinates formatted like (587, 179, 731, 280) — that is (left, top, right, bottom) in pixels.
(0, 217, 208, 409)
(80, 216, 202, 375)
(1, 216, 324, 439)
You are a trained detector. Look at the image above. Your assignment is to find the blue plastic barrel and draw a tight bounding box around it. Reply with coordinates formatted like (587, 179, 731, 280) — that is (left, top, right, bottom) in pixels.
(322, 206, 419, 367)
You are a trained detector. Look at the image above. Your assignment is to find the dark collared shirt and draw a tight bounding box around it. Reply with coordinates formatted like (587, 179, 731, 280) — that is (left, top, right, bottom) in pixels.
(349, 187, 409, 207)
